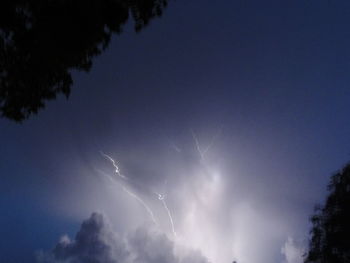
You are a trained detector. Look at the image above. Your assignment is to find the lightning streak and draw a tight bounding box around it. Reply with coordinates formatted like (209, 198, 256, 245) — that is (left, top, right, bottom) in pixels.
(190, 127, 222, 160)
(156, 192, 177, 237)
(170, 141, 181, 153)
(201, 126, 222, 157)
(190, 129, 204, 160)
(100, 152, 157, 226)
(122, 186, 158, 225)
(100, 151, 127, 179)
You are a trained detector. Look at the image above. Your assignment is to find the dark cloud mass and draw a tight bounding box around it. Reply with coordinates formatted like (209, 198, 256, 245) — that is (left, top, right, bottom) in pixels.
(37, 213, 209, 263)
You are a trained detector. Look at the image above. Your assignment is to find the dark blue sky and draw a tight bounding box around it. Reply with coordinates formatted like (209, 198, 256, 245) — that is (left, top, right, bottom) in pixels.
(1, 1, 350, 262)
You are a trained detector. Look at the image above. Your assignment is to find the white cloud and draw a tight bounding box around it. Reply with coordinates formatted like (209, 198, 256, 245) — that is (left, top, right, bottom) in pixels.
(281, 237, 306, 263)
(37, 212, 210, 263)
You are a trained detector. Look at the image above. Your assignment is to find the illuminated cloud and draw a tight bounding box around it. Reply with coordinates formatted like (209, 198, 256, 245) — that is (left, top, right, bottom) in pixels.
(40, 133, 312, 263)
(37, 213, 129, 263)
(281, 237, 306, 263)
(37, 212, 210, 263)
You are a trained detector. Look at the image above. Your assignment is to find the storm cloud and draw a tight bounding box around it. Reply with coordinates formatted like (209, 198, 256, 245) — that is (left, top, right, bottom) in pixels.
(37, 212, 209, 263)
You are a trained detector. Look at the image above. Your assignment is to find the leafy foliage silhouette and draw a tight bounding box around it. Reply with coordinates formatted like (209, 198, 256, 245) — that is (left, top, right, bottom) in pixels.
(305, 163, 350, 263)
(0, 0, 167, 121)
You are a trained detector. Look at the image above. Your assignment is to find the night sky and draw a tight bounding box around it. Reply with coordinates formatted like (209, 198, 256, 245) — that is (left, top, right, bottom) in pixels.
(1, 1, 350, 263)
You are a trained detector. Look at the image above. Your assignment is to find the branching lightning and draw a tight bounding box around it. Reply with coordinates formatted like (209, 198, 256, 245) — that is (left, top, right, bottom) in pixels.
(201, 127, 222, 157)
(100, 152, 157, 226)
(155, 192, 177, 237)
(100, 151, 180, 237)
(190, 127, 222, 161)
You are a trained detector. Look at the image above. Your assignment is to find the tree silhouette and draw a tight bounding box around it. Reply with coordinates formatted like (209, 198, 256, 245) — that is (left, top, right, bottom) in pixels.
(305, 163, 350, 263)
(0, 0, 167, 122)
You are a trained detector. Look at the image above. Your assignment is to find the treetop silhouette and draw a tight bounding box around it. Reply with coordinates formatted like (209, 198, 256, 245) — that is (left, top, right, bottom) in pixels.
(0, 0, 168, 121)
(305, 163, 350, 263)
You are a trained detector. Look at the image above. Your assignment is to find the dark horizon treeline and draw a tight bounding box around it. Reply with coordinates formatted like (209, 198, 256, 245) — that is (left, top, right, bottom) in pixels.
(0, 0, 168, 122)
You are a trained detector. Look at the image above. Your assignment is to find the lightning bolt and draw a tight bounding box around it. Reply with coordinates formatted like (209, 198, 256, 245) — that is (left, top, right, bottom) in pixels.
(190, 127, 222, 161)
(170, 141, 181, 153)
(190, 129, 204, 160)
(122, 186, 158, 226)
(100, 151, 127, 179)
(100, 152, 158, 226)
(201, 127, 222, 157)
(155, 192, 177, 237)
